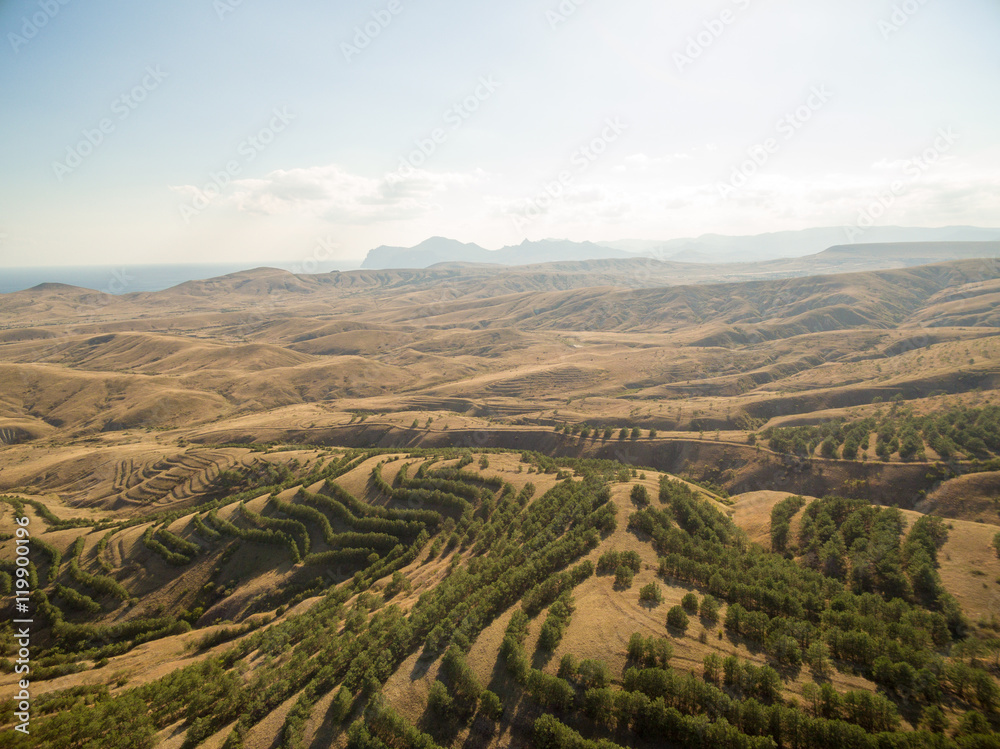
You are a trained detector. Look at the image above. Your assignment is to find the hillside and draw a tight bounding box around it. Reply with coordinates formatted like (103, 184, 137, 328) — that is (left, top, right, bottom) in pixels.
(4, 446, 1000, 748)
(2, 254, 1000, 747)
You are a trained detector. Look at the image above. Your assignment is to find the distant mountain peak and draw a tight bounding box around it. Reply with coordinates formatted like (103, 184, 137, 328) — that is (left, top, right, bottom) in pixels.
(25, 282, 93, 293)
(361, 237, 632, 270)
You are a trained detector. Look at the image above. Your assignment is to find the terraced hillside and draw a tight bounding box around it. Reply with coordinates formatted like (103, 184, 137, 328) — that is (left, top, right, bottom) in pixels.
(4, 446, 1000, 748)
(2, 253, 1000, 746)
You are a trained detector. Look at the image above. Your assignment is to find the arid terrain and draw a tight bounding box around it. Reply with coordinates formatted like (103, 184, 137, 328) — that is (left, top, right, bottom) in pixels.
(3, 245, 1000, 747)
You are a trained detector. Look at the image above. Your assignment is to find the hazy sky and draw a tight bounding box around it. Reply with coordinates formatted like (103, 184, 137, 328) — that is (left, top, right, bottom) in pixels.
(1, 0, 998, 268)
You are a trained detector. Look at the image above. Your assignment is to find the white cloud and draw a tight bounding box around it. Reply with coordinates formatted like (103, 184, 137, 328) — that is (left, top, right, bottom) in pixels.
(613, 149, 700, 173)
(482, 157, 1000, 241)
(163, 153, 1000, 252)
(169, 164, 485, 224)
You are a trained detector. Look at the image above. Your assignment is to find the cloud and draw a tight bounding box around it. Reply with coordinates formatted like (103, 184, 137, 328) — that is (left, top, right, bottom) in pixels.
(169, 164, 484, 224)
(613, 148, 701, 173)
(486, 157, 1000, 240)
(167, 153, 1000, 244)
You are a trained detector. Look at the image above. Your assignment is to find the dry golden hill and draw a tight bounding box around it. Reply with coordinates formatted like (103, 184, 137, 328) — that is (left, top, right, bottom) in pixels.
(2, 253, 1000, 747)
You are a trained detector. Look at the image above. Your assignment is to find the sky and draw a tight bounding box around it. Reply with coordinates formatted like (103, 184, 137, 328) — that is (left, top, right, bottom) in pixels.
(1, 0, 998, 269)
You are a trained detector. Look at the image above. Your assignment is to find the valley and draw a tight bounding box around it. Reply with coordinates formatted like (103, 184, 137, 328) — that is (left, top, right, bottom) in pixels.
(2, 248, 1000, 747)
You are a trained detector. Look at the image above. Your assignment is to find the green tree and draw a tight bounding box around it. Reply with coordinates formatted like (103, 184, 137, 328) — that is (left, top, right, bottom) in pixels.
(630, 484, 650, 507)
(427, 680, 454, 721)
(821, 534, 848, 580)
(614, 565, 634, 589)
(478, 690, 502, 720)
(921, 705, 948, 734)
(703, 652, 722, 685)
(557, 653, 578, 679)
(577, 659, 610, 689)
(806, 640, 831, 676)
(957, 710, 991, 736)
(666, 605, 689, 633)
(638, 582, 662, 605)
(699, 595, 720, 624)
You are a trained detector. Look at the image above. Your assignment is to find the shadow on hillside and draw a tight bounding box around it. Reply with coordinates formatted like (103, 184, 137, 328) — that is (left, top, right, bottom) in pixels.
(531, 646, 555, 670)
(408, 651, 434, 681)
(460, 714, 499, 748)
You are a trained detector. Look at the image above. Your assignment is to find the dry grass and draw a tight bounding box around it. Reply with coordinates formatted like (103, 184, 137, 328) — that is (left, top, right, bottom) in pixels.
(2, 256, 1000, 744)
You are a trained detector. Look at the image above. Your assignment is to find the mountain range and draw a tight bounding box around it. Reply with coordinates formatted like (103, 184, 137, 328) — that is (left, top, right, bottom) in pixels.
(361, 226, 1000, 269)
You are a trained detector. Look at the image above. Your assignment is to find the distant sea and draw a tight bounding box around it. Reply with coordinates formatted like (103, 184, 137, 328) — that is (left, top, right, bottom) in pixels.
(0, 261, 356, 295)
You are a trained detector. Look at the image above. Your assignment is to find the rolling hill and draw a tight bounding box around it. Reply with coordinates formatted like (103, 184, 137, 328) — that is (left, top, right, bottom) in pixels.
(2, 249, 1000, 747)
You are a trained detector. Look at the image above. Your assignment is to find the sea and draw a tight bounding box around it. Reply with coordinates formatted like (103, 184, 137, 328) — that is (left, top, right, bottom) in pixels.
(0, 261, 356, 295)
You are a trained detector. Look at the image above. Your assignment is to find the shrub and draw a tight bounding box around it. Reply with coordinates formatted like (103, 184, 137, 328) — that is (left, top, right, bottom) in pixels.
(630, 484, 650, 507)
(681, 592, 699, 613)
